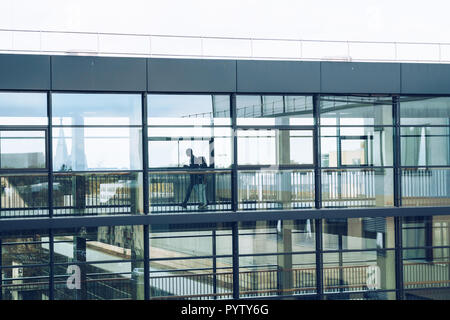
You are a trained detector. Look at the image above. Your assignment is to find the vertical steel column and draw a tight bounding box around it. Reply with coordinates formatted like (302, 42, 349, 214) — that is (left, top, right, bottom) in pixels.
(143, 92, 149, 215)
(47, 91, 54, 300)
(142, 93, 150, 300)
(0, 238, 2, 300)
(212, 229, 217, 299)
(393, 96, 404, 300)
(144, 224, 150, 300)
(313, 94, 322, 210)
(393, 96, 402, 208)
(231, 94, 238, 212)
(232, 222, 239, 299)
(230, 94, 240, 299)
(49, 229, 54, 300)
(313, 94, 324, 299)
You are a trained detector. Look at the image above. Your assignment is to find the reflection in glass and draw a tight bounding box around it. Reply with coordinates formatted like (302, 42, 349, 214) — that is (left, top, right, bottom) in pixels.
(238, 170, 314, 210)
(402, 168, 450, 206)
(53, 172, 143, 216)
(238, 130, 313, 166)
(402, 215, 450, 249)
(0, 92, 47, 125)
(1, 131, 46, 169)
(148, 127, 232, 168)
(148, 94, 230, 126)
(323, 250, 396, 293)
(52, 93, 142, 126)
(53, 226, 145, 300)
(320, 95, 393, 126)
(238, 220, 316, 297)
(321, 127, 393, 167)
(52, 127, 142, 171)
(322, 217, 396, 250)
(149, 224, 233, 300)
(401, 127, 450, 166)
(400, 96, 450, 126)
(1, 230, 50, 300)
(149, 171, 231, 213)
(0, 174, 48, 218)
(54, 262, 142, 300)
(236, 95, 313, 125)
(321, 169, 394, 207)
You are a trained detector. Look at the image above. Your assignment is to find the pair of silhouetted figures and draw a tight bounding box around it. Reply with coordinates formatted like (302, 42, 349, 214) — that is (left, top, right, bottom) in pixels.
(181, 148, 208, 210)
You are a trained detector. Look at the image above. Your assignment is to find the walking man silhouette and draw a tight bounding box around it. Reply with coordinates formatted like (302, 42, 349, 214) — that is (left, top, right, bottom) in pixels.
(181, 148, 208, 210)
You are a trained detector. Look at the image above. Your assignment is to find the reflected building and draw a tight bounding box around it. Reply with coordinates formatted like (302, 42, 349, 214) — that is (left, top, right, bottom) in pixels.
(0, 54, 450, 300)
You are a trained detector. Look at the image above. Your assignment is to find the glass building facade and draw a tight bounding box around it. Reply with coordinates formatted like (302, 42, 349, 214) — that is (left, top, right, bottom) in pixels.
(1, 55, 450, 300)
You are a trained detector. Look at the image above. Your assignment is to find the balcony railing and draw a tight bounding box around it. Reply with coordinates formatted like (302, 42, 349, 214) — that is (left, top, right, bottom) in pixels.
(1, 168, 449, 217)
(1, 28, 450, 63)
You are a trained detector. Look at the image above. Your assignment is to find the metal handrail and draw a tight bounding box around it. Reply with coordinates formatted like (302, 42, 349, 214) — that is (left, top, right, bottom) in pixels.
(0, 28, 449, 63)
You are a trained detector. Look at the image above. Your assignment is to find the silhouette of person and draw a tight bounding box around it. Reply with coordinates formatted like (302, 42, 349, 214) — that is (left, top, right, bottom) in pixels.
(181, 148, 208, 210)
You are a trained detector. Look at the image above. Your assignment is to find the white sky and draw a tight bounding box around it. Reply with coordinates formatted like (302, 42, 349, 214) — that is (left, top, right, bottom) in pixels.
(0, 0, 448, 43)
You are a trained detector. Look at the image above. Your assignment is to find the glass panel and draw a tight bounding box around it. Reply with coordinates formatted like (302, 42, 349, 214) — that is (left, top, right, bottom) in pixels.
(149, 171, 232, 213)
(148, 94, 230, 126)
(238, 170, 315, 210)
(236, 95, 313, 126)
(400, 96, 450, 126)
(323, 250, 396, 293)
(1, 266, 49, 300)
(322, 217, 396, 250)
(53, 226, 144, 263)
(405, 289, 450, 300)
(0, 174, 48, 218)
(53, 172, 143, 216)
(1, 131, 46, 169)
(402, 168, 450, 207)
(403, 251, 450, 290)
(238, 129, 313, 166)
(0, 230, 50, 300)
(321, 127, 393, 167)
(401, 127, 450, 166)
(0, 92, 47, 125)
(402, 216, 450, 248)
(149, 223, 233, 300)
(238, 220, 316, 297)
(148, 127, 232, 168)
(320, 95, 393, 126)
(52, 93, 142, 126)
(324, 291, 396, 300)
(54, 262, 142, 300)
(321, 169, 394, 208)
(52, 127, 142, 171)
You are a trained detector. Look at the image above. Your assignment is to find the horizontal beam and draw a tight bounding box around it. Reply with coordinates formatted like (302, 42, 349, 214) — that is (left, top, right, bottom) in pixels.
(1, 206, 449, 231)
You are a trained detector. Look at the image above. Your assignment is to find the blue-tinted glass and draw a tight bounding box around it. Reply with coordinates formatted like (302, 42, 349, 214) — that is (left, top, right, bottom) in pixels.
(53, 127, 142, 171)
(237, 95, 313, 125)
(52, 93, 142, 125)
(401, 127, 450, 166)
(0, 92, 47, 125)
(320, 96, 392, 126)
(148, 94, 230, 125)
(400, 96, 450, 126)
(1, 131, 46, 169)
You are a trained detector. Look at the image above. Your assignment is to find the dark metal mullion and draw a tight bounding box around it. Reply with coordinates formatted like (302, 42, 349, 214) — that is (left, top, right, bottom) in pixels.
(231, 94, 238, 212)
(231, 94, 240, 299)
(142, 92, 150, 300)
(232, 221, 239, 299)
(47, 91, 55, 300)
(144, 224, 150, 300)
(393, 96, 404, 300)
(49, 228, 54, 300)
(0, 238, 2, 301)
(313, 95, 324, 298)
